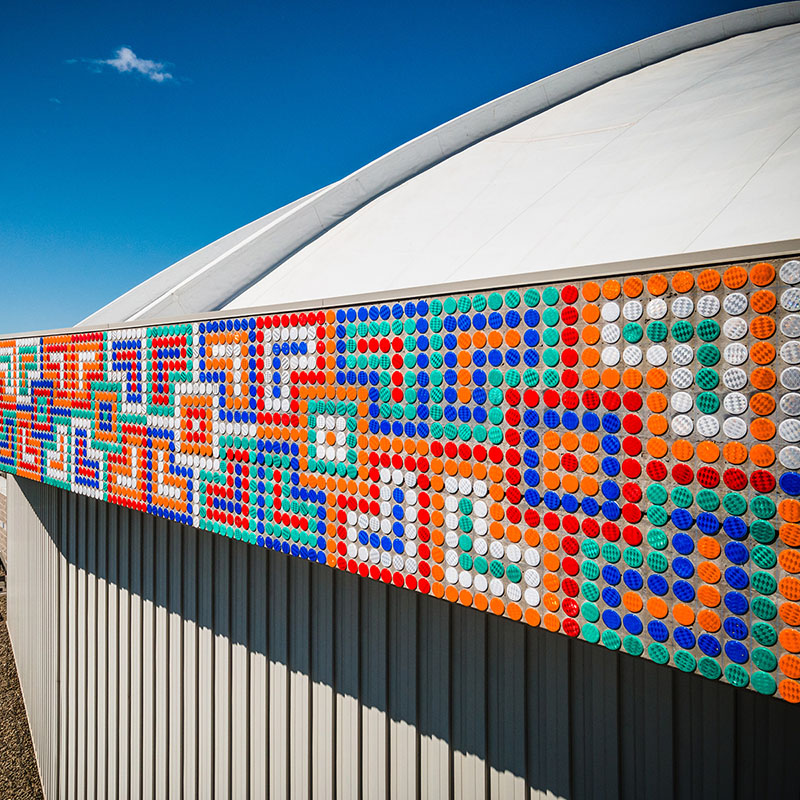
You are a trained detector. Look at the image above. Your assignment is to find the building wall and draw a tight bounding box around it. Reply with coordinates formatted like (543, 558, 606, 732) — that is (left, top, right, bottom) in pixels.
(7, 474, 800, 800)
(0, 473, 7, 572)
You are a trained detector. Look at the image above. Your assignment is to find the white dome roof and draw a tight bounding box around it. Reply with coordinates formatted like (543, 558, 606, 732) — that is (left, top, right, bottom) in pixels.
(84, 3, 800, 326)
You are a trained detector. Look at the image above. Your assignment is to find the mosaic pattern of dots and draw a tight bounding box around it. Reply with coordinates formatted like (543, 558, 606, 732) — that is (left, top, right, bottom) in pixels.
(2, 257, 800, 701)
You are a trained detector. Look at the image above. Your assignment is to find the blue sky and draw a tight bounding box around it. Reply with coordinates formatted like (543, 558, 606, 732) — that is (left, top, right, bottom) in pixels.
(0, 0, 782, 334)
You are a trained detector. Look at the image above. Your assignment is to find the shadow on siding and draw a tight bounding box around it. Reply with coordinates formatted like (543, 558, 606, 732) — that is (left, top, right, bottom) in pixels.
(17, 476, 800, 800)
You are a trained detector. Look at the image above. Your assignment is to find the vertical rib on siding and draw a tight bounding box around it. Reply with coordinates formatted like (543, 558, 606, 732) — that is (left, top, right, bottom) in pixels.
(196, 524, 213, 799)
(288, 558, 311, 800)
(361, 580, 388, 800)
(488, 619, 526, 800)
(182, 524, 199, 800)
(213, 534, 231, 800)
(129, 510, 143, 800)
(154, 518, 169, 800)
(231, 540, 250, 800)
(95, 501, 108, 800)
(141, 513, 155, 800)
(117, 503, 131, 799)
(66, 493, 77, 800)
(311, 564, 334, 800)
(58, 489, 68, 800)
(76, 496, 87, 800)
(247, 538, 268, 800)
(85, 498, 97, 800)
(389, 585, 417, 800)
(106, 503, 119, 800)
(268, 549, 289, 799)
(7, 476, 800, 800)
(335, 570, 360, 799)
(419, 596, 450, 800)
(167, 523, 183, 799)
(452, 605, 487, 800)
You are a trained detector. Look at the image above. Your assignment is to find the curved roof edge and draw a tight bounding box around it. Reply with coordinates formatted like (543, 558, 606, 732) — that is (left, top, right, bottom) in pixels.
(84, 2, 800, 326)
(82, 189, 322, 326)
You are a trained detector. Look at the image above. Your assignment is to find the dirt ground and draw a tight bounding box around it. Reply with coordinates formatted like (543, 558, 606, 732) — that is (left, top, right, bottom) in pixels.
(0, 594, 44, 800)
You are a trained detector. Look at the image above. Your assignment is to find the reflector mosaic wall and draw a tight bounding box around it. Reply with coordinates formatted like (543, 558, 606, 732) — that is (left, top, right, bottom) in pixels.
(2, 257, 800, 701)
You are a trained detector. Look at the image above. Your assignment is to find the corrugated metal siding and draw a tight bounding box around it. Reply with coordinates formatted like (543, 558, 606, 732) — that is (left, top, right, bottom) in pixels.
(0, 473, 8, 571)
(7, 474, 800, 800)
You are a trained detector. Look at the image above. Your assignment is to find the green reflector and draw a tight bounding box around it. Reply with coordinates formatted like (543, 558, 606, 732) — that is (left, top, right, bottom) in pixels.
(698, 657, 721, 680)
(648, 643, 670, 665)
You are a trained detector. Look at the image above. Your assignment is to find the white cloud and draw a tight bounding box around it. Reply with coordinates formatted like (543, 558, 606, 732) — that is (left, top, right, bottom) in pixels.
(74, 47, 177, 83)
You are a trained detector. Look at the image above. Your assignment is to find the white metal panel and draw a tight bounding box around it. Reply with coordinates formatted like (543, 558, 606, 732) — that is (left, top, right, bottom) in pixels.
(229, 24, 800, 313)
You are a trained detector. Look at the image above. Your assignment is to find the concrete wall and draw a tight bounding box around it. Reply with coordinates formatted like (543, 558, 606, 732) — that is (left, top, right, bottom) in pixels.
(7, 474, 800, 800)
